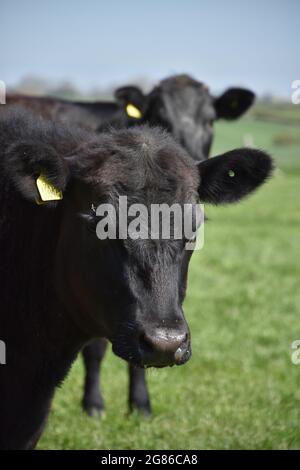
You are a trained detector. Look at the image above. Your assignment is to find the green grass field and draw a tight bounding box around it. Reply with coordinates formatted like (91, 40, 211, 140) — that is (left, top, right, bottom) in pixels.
(38, 103, 300, 450)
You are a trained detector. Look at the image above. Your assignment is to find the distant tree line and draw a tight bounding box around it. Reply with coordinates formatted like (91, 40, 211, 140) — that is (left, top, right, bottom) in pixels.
(8, 75, 153, 101)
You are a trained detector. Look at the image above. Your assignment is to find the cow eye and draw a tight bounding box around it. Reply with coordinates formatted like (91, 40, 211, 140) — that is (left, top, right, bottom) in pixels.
(86, 216, 98, 234)
(83, 204, 99, 234)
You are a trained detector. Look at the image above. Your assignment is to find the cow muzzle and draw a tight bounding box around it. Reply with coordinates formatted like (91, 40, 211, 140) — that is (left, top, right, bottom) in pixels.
(138, 327, 191, 367)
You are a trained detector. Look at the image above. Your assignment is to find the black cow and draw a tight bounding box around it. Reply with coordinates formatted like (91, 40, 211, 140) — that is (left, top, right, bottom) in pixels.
(115, 75, 254, 161)
(6, 74, 255, 417)
(82, 75, 255, 416)
(0, 108, 272, 449)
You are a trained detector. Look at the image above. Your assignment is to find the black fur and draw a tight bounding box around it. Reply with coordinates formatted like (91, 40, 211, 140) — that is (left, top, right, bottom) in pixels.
(214, 88, 255, 120)
(6, 74, 255, 163)
(1, 76, 262, 421)
(0, 109, 272, 448)
(198, 148, 273, 204)
(115, 75, 255, 161)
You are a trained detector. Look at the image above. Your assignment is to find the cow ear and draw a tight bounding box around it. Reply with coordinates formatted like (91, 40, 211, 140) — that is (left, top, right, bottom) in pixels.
(214, 88, 255, 120)
(198, 148, 273, 204)
(114, 86, 146, 120)
(4, 140, 69, 205)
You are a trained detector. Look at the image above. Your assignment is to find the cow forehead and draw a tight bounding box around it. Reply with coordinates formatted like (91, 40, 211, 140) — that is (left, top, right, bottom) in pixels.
(82, 126, 199, 201)
(95, 159, 198, 206)
(159, 74, 205, 90)
(158, 75, 209, 98)
(157, 76, 215, 121)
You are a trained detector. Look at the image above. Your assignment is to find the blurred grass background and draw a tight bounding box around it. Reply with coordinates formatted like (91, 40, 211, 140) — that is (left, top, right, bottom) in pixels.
(38, 102, 300, 450)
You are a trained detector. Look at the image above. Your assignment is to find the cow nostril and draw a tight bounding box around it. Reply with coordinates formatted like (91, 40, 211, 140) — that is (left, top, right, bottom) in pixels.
(139, 332, 155, 355)
(174, 342, 190, 364)
(182, 332, 189, 344)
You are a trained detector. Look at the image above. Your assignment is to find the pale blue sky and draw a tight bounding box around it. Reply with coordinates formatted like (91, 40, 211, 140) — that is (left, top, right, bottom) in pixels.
(1, 0, 299, 96)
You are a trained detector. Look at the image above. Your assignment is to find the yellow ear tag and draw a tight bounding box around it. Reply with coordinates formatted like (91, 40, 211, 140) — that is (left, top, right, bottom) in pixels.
(126, 103, 142, 119)
(36, 174, 63, 204)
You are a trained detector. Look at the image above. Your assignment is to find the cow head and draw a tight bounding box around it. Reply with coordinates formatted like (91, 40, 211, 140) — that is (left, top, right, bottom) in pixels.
(2, 110, 272, 368)
(115, 74, 255, 162)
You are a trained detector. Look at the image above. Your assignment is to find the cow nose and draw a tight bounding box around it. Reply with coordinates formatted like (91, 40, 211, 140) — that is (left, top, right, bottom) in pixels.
(139, 328, 191, 367)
